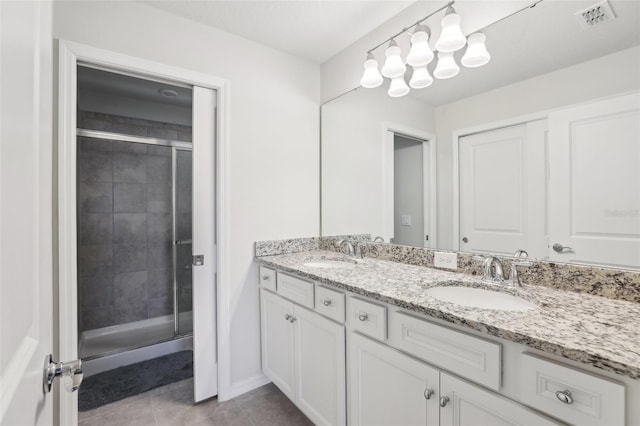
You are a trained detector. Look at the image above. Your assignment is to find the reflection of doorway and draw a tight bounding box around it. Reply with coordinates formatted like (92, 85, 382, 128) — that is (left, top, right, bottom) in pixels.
(394, 135, 428, 247)
(383, 127, 435, 248)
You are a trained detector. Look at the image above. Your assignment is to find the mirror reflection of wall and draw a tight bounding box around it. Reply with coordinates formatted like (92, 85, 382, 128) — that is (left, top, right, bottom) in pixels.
(320, 0, 640, 270)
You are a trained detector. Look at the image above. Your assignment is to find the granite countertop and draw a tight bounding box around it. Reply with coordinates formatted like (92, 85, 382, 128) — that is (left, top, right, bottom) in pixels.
(256, 250, 640, 380)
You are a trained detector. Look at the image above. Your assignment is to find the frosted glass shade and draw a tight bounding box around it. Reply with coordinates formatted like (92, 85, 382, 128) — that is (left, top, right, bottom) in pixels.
(360, 55, 383, 88)
(381, 42, 406, 78)
(461, 33, 491, 68)
(435, 12, 466, 52)
(406, 26, 434, 67)
(409, 66, 433, 89)
(433, 52, 459, 79)
(388, 77, 410, 97)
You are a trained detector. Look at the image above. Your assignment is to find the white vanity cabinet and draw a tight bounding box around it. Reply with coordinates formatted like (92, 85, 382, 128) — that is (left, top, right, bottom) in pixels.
(349, 331, 557, 426)
(260, 284, 346, 425)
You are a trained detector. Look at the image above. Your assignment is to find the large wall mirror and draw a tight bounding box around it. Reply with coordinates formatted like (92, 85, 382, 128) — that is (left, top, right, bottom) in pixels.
(321, 0, 640, 270)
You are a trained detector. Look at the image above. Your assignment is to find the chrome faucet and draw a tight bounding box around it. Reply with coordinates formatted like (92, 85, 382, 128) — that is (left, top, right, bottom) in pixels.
(337, 239, 354, 257)
(354, 242, 365, 259)
(373, 236, 385, 243)
(482, 256, 504, 283)
(506, 250, 531, 287)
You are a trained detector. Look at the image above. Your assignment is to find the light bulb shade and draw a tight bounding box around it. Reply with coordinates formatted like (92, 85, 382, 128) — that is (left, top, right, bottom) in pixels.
(435, 12, 466, 52)
(381, 43, 406, 78)
(388, 77, 410, 97)
(360, 55, 383, 88)
(409, 66, 433, 89)
(461, 33, 490, 68)
(406, 26, 434, 67)
(433, 52, 460, 79)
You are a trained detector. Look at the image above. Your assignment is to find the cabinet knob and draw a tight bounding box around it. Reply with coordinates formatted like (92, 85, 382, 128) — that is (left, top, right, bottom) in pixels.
(262, 275, 270, 280)
(424, 388, 434, 400)
(439, 396, 450, 407)
(323, 299, 332, 307)
(289, 316, 296, 323)
(555, 390, 573, 404)
(285, 314, 291, 321)
(358, 313, 368, 322)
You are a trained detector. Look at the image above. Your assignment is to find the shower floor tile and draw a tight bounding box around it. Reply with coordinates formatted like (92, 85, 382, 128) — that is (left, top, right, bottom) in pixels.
(79, 379, 312, 426)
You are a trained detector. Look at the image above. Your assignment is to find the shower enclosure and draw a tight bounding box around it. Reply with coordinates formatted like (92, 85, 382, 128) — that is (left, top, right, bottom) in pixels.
(76, 110, 194, 374)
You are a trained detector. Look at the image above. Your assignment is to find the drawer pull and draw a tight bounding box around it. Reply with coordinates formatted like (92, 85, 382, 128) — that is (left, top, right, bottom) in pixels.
(439, 396, 450, 407)
(358, 313, 368, 322)
(262, 275, 270, 280)
(424, 388, 434, 400)
(285, 314, 292, 321)
(323, 299, 332, 307)
(555, 390, 573, 404)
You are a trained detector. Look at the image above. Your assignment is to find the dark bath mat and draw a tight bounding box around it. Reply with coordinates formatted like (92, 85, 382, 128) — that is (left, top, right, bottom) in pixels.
(79, 350, 193, 411)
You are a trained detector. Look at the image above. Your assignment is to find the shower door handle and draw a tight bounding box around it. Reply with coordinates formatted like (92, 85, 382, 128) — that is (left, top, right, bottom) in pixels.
(175, 239, 192, 245)
(43, 354, 83, 393)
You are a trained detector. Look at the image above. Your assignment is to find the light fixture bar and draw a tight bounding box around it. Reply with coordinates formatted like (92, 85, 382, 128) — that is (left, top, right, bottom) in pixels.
(473, 0, 543, 34)
(366, 1, 455, 54)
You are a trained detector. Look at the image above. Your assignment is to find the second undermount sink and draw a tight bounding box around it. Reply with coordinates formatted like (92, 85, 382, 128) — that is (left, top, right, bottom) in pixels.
(425, 285, 536, 311)
(302, 258, 357, 269)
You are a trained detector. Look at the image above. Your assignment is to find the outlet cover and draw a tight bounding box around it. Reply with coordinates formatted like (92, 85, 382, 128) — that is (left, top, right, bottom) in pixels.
(401, 215, 411, 226)
(434, 252, 457, 270)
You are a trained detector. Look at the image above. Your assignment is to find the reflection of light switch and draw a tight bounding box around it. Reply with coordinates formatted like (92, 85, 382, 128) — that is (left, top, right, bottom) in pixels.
(401, 215, 411, 226)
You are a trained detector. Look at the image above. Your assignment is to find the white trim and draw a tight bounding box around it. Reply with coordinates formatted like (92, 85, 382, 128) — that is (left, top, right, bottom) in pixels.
(0, 335, 38, 422)
(381, 122, 436, 245)
(228, 374, 272, 400)
(57, 40, 232, 424)
(451, 111, 547, 251)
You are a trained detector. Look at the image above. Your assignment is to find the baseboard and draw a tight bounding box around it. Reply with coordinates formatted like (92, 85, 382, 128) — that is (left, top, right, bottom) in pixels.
(224, 373, 271, 401)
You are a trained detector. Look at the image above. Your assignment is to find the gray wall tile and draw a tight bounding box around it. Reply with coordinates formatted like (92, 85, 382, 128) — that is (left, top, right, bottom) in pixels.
(147, 155, 172, 182)
(148, 243, 172, 269)
(147, 183, 172, 213)
(147, 127, 178, 140)
(114, 122, 148, 137)
(114, 271, 148, 304)
(114, 300, 148, 324)
(114, 152, 147, 183)
(114, 183, 146, 213)
(79, 244, 113, 277)
(113, 243, 147, 273)
(177, 130, 192, 142)
(82, 307, 114, 330)
(148, 296, 172, 317)
(176, 213, 192, 240)
(148, 213, 172, 242)
(79, 182, 113, 213)
(114, 213, 147, 243)
(113, 140, 147, 154)
(80, 271, 114, 308)
(79, 147, 113, 182)
(148, 268, 173, 299)
(80, 214, 113, 245)
(147, 145, 172, 157)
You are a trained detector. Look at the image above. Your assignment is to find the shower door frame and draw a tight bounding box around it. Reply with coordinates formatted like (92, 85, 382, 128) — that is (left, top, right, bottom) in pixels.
(57, 40, 232, 425)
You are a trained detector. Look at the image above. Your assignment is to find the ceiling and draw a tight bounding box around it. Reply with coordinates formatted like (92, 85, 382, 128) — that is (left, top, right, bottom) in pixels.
(142, 0, 416, 63)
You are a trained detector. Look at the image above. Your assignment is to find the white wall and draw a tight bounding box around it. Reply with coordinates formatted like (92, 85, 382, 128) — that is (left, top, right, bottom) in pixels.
(321, 84, 434, 239)
(435, 46, 640, 249)
(53, 1, 320, 394)
(393, 136, 423, 247)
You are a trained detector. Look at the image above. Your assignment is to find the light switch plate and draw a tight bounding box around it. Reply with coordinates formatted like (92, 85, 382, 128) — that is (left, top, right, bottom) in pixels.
(434, 252, 457, 270)
(401, 215, 411, 226)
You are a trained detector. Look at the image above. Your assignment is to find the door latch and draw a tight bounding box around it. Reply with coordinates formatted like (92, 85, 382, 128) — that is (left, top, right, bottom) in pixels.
(193, 255, 204, 266)
(43, 354, 83, 393)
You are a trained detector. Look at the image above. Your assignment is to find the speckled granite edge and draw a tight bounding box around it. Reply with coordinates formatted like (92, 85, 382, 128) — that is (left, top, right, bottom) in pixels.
(255, 235, 371, 257)
(319, 234, 372, 253)
(362, 243, 640, 304)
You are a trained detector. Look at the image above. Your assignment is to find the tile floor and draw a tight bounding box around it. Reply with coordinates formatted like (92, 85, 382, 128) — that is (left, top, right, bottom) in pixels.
(79, 379, 313, 426)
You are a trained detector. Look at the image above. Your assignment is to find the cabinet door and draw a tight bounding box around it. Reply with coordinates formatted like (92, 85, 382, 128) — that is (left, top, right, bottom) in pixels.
(349, 332, 439, 426)
(440, 373, 558, 426)
(260, 289, 295, 400)
(294, 305, 346, 425)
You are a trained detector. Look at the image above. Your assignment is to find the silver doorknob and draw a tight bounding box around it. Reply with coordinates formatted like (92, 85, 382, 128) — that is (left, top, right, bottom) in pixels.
(439, 396, 450, 407)
(552, 243, 573, 253)
(424, 388, 434, 400)
(555, 390, 573, 404)
(43, 354, 83, 393)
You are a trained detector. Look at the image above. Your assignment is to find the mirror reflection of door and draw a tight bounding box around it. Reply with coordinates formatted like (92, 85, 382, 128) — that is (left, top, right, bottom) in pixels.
(393, 134, 430, 247)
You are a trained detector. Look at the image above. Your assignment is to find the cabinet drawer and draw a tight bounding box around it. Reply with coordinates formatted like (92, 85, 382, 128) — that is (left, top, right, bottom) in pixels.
(259, 266, 276, 291)
(347, 297, 386, 341)
(315, 285, 345, 323)
(276, 272, 314, 308)
(520, 353, 625, 426)
(388, 311, 501, 390)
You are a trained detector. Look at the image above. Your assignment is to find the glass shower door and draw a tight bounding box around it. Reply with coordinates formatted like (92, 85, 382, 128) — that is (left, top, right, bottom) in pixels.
(174, 148, 193, 335)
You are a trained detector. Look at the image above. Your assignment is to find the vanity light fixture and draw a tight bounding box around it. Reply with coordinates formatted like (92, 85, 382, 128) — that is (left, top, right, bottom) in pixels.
(358, 0, 543, 98)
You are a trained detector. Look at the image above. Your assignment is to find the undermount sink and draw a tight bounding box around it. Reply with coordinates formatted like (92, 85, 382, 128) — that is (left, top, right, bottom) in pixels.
(425, 285, 536, 311)
(302, 258, 357, 269)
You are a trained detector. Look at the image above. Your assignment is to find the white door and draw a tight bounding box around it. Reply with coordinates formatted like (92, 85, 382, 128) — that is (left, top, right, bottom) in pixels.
(349, 332, 440, 426)
(458, 122, 547, 257)
(192, 86, 219, 402)
(439, 373, 557, 426)
(294, 305, 345, 426)
(260, 290, 295, 400)
(0, 1, 55, 425)
(548, 92, 640, 269)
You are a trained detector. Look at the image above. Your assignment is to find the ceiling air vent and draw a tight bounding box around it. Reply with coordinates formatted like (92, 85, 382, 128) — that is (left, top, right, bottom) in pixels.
(575, 0, 616, 29)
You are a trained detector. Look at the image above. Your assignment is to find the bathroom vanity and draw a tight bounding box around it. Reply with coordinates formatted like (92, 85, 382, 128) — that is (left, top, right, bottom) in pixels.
(255, 242, 640, 426)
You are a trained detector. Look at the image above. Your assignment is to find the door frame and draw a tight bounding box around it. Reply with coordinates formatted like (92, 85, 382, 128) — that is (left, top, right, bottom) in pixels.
(382, 123, 436, 247)
(451, 111, 547, 251)
(57, 40, 232, 425)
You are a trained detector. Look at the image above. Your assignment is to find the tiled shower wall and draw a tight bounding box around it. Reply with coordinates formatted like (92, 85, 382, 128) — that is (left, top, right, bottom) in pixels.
(77, 111, 192, 332)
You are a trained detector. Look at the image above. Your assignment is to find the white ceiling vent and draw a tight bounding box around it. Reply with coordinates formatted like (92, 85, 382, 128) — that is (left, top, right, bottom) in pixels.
(575, 0, 616, 29)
